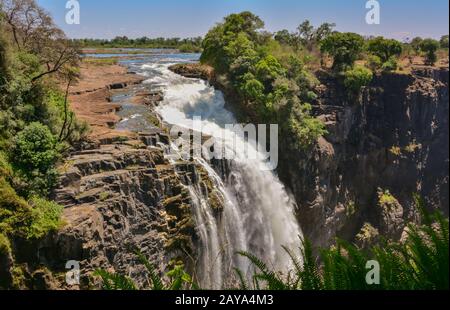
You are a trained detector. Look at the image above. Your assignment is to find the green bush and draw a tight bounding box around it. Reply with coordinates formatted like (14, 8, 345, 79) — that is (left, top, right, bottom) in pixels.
(288, 103, 327, 149)
(13, 122, 60, 196)
(343, 66, 373, 93)
(0, 178, 63, 242)
(0, 178, 33, 238)
(14, 122, 59, 174)
(26, 196, 63, 239)
(381, 56, 398, 72)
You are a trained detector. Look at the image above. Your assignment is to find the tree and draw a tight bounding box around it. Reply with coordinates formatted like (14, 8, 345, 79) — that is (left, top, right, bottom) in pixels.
(420, 39, 440, 66)
(314, 22, 336, 42)
(2, 0, 80, 83)
(320, 32, 365, 71)
(14, 122, 58, 173)
(297, 20, 314, 47)
(255, 55, 285, 89)
(201, 12, 264, 73)
(440, 35, 449, 48)
(367, 36, 403, 63)
(13, 122, 60, 196)
(239, 73, 265, 103)
(274, 29, 293, 46)
(297, 20, 335, 50)
(223, 11, 264, 41)
(200, 24, 227, 71)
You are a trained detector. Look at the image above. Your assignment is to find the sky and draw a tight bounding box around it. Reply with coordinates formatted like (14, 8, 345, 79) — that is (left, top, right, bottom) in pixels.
(36, 0, 449, 40)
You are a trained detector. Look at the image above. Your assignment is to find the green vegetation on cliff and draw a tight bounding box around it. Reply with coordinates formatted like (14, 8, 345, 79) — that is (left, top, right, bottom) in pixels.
(201, 12, 327, 149)
(199, 11, 447, 150)
(0, 0, 87, 288)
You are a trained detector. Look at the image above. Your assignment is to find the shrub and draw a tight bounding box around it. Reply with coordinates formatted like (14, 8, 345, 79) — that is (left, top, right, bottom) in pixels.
(343, 66, 373, 93)
(381, 56, 398, 72)
(14, 122, 59, 173)
(26, 196, 63, 239)
(0, 178, 33, 238)
(288, 103, 327, 149)
(13, 122, 60, 196)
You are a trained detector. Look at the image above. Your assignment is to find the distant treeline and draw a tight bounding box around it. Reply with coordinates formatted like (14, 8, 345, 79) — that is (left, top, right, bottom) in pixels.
(72, 36, 203, 52)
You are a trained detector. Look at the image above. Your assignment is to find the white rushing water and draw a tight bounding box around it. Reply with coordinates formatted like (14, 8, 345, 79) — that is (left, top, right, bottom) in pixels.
(130, 54, 303, 289)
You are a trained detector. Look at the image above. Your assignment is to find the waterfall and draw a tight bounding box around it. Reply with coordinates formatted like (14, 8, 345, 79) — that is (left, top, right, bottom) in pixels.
(133, 55, 303, 289)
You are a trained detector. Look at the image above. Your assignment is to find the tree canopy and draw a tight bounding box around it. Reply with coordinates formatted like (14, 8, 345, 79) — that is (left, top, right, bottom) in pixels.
(367, 37, 403, 63)
(320, 32, 365, 71)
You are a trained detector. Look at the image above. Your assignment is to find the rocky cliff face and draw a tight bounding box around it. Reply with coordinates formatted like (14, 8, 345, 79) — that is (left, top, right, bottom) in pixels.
(278, 67, 449, 248)
(26, 130, 222, 289)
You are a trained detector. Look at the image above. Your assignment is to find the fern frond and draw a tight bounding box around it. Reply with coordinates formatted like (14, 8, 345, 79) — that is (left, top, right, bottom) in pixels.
(135, 251, 165, 290)
(94, 269, 137, 290)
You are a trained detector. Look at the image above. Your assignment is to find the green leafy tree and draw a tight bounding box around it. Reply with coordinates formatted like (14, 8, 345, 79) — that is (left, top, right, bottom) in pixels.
(297, 20, 336, 50)
(367, 37, 403, 63)
(223, 11, 264, 41)
(254, 55, 286, 88)
(320, 32, 365, 72)
(420, 38, 440, 66)
(13, 122, 60, 196)
(200, 24, 228, 71)
(239, 73, 265, 103)
(201, 12, 264, 73)
(14, 122, 59, 173)
(274, 29, 294, 46)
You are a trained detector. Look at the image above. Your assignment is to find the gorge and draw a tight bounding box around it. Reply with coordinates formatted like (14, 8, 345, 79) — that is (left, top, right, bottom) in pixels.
(1, 3, 448, 291)
(31, 51, 448, 290)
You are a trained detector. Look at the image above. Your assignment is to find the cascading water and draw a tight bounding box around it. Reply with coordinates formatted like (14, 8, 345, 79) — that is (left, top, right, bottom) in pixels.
(125, 53, 303, 289)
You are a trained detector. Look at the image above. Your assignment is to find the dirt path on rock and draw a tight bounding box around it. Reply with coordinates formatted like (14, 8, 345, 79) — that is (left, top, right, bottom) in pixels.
(69, 61, 145, 141)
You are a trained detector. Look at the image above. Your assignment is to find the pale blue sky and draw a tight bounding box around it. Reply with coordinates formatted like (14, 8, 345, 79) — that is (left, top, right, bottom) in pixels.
(36, 0, 449, 40)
